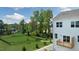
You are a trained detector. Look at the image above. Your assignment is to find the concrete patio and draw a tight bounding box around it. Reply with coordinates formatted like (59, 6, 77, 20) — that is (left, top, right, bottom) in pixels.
(35, 44, 53, 51)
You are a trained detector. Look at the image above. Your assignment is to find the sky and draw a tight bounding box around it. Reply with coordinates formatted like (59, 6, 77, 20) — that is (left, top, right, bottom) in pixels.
(0, 7, 79, 24)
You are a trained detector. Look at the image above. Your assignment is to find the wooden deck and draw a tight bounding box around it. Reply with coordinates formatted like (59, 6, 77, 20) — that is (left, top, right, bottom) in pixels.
(57, 39, 74, 48)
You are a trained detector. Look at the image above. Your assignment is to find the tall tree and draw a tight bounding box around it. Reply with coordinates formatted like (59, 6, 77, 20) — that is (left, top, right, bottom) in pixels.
(41, 9, 53, 37)
(38, 10, 44, 34)
(33, 11, 40, 34)
(30, 9, 53, 38)
(46, 9, 53, 37)
(0, 20, 4, 35)
(4, 24, 8, 34)
(20, 19, 26, 34)
(30, 16, 36, 32)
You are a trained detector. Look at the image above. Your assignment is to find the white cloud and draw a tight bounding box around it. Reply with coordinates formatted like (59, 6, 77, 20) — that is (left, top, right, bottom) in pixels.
(5, 13, 24, 20)
(25, 19, 31, 23)
(3, 13, 25, 24)
(11, 7, 24, 11)
(60, 7, 79, 12)
(3, 13, 31, 24)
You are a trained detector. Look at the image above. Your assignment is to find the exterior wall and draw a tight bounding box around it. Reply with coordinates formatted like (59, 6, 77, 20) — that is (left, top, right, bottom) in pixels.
(53, 17, 79, 51)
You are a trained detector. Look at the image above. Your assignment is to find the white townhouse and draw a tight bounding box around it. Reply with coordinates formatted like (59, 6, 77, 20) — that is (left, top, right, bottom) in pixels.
(53, 9, 79, 51)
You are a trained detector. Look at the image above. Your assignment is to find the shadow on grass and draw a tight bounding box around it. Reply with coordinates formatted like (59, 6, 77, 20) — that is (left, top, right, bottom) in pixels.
(0, 38, 11, 45)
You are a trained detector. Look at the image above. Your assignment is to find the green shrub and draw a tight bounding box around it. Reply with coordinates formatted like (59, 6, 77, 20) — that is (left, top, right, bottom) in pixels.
(31, 31, 36, 36)
(35, 44, 39, 49)
(7, 30, 12, 35)
(22, 46, 26, 51)
(43, 42, 47, 46)
(50, 39, 52, 43)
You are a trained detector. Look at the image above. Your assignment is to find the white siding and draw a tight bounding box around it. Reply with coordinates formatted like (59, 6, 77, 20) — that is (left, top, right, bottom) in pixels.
(53, 17, 79, 51)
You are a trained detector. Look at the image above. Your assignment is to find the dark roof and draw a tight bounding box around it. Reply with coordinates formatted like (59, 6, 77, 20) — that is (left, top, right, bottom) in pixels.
(53, 9, 79, 20)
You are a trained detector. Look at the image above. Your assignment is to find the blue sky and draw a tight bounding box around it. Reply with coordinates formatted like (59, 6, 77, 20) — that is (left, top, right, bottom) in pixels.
(0, 7, 78, 24)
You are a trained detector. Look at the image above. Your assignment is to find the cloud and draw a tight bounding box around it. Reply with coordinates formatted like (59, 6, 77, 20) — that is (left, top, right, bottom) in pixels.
(5, 13, 24, 20)
(3, 13, 25, 24)
(3, 13, 31, 24)
(60, 7, 79, 12)
(11, 7, 24, 11)
(2, 18, 17, 24)
(25, 19, 31, 23)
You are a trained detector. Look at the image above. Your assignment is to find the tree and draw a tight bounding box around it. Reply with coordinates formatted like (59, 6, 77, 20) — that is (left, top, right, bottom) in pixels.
(42, 9, 53, 38)
(26, 23, 32, 36)
(33, 11, 40, 34)
(30, 9, 53, 38)
(13, 23, 18, 30)
(31, 10, 44, 36)
(4, 24, 12, 35)
(39, 10, 44, 34)
(30, 16, 36, 32)
(4, 24, 8, 34)
(46, 9, 53, 37)
(20, 19, 26, 34)
(0, 20, 4, 35)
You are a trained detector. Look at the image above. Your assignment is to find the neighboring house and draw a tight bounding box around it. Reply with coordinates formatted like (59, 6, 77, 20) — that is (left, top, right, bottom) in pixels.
(53, 9, 79, 51)
(11, 28, 17, 34)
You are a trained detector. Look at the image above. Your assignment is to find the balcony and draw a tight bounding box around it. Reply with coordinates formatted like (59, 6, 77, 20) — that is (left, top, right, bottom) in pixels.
(57, 39, 74, 48)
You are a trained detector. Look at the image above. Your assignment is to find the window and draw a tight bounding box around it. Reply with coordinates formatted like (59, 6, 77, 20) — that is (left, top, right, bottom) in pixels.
(56, 22, 62, 27)
(55, 33, 58, 39)
(71, 21, 79, 28)
(67, 36, 70, 42)
(63, 36, 70, 42)
(76, 21, 79, 27)
(56, 22, 59, 27)
(78, 36, 79, 42)
(63, 36, 66, 42)
(71, 22, 75, 27)
(60, 22, 62, 27)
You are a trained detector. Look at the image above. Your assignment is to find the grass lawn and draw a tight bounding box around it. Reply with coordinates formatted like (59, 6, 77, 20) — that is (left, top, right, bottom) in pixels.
(0, 33, 52, 51)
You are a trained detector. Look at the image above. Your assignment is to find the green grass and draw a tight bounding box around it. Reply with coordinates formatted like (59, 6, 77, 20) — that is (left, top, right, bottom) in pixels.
(0, 33, 52, 51)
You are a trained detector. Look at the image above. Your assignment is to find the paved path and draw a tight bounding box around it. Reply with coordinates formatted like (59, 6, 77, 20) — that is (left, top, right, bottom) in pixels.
(35, 44, 53, 51)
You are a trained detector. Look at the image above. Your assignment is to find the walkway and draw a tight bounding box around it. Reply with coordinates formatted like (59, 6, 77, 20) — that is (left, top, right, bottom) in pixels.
(35, 44, 53, 51)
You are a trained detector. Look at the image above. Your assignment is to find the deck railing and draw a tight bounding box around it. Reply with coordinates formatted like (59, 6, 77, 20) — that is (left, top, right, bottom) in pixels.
(57, 39, 74, 48)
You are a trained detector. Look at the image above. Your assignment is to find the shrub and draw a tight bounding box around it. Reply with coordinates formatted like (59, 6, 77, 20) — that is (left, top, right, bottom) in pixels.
(27, 32, 30, 36)
(43, 42, 47, 46)
(22, 46, 26, 51)
(7, 30, 12, 35)
(50, 33, 53, 38)
(22, 29, 26, 34)
(35, 44, 39, 49)
(50, 39, 52, 43)
(36, 33, 40, 37)
(40, 33, 43, 37)
(45, 38, 48, 40)
(31, 31, 36, 36)
(42, 33, 46, 38)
